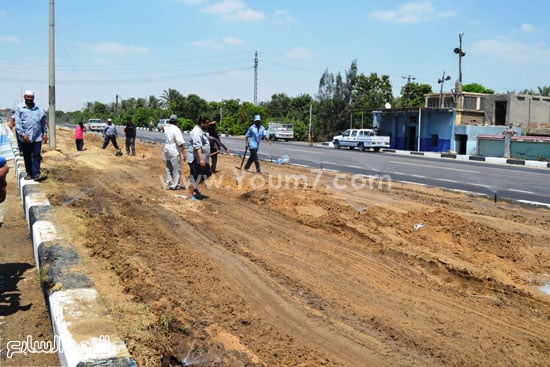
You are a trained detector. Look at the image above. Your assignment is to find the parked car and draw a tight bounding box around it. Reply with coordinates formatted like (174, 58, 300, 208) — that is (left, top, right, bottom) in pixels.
(84, 118, 107, 132)
(332, 128, 390, 152)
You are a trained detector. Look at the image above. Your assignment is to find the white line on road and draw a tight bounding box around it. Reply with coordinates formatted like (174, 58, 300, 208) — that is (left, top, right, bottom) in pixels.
(437, 178, 460, 183)
(508, 189, 534, 194)
(516, 200, 550, 208)
(389, 161, 480, 173)
(398, 181, 427, 187)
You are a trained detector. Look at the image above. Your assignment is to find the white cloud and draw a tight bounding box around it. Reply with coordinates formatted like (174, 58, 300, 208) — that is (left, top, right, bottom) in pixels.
(369, 1, 454, 24)
(222, 68, 249, 80)
(79, 42, 149, 55)
(177, 0, 208, 4)
(192, 36, 245, 49)
(201, 0, 265, 22)
(273, 9, 295, 25)
(472, 37, 550, 64)
(191, 39, 221, 49)
(286, 47, 313, 61)
(223, 36, 245, 46)
(519, 23, 536, 32)
(0, 35, 21, 44)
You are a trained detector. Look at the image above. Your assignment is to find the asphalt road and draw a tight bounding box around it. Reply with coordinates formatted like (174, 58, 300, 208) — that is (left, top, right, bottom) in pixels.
(67, 124, 550, 207)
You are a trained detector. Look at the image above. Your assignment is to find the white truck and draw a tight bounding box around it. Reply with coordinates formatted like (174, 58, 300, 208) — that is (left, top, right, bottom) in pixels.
(84, 118, 107, 132)
(332, 128, 390, 152)
(267, 122, 294, 141)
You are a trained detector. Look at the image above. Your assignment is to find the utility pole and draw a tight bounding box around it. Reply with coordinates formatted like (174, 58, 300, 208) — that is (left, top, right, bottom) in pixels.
(402, 75, 416, 107)
(308, 103, 312, 145)
(48, 0, 56, 148)
(253, 51, 258, 105)
(454, 33, 466, 84)
(452, 33, 466, 109)
(115, 94, 119, 115)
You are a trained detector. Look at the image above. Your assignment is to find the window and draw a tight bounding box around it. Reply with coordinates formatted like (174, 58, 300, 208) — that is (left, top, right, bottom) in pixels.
(463, 96, 477, 110)
(427, 97, 439, 108)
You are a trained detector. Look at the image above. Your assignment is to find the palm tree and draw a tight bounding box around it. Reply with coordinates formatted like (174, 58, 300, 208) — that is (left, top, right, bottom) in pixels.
(537, 86, 550, 96)
(159, 88, 181, 109)
(148, 95, 161, 109)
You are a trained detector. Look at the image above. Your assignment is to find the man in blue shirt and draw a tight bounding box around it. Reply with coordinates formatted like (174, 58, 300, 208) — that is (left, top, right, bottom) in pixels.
(15, 90, 48, 181)
(244, 114, 271, 173)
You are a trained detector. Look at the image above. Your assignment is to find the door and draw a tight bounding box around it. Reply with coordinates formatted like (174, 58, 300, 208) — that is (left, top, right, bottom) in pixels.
(407, 126, 417, 151)
(495, 101, 507, 125)
(455, 134, 467, 155)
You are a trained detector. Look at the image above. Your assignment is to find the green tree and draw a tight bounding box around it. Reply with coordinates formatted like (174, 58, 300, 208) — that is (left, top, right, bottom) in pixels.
(263, 93, 291, 118)
(396, 82, 432, 107)
(462, 83, 494, 94)
(538, 86, 550, 96)
(160, 88, 181, 110)
(316, 61, 358, 139)
(354, 72, 393, 110)
(148, 95, 161, 109)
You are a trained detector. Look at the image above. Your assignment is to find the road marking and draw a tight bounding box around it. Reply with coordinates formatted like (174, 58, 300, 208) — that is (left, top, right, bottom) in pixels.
(437, 178, 460, 183)
(468, 182, 493, 188)
(398, 181, 427, 186)
(412, 174, 426, 178)
(516, 200, 550, 208)
(508, 189, 534, 194)
(389, 161, 480, 173)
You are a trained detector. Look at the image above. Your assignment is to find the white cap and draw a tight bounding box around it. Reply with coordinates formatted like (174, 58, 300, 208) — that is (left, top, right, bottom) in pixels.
(24, 90, 35, 96)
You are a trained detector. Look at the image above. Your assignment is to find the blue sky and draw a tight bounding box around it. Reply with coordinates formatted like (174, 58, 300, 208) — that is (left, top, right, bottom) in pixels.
(1, 0, 549, 112)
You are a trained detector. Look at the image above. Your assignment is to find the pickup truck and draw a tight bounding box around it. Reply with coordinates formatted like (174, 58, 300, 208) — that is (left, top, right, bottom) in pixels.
(85, 118, 107, 132)
(332, 129, 390, 152)
(267, 122, 294, 141)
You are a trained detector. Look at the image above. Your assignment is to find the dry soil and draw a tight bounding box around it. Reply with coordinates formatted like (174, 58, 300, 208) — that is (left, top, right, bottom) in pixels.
(30, 128, 550, 366)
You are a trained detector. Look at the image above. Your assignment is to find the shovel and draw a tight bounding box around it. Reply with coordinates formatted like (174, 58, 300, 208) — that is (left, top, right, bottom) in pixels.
(236, 146, 248, 169)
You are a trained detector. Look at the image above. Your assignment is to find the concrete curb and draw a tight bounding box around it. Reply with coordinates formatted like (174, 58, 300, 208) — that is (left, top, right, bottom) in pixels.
(7, 132, 137, 367)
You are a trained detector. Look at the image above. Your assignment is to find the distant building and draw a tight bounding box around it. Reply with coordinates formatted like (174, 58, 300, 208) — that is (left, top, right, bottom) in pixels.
(373, 91, 550, 159)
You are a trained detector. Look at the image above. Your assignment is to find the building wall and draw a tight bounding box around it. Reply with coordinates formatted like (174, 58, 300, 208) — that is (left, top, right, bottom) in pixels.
(478, 137, 550, 160)
(454, 125, 522, 155)
(484, 94, 550, 128)
(373, 109, 454, 152)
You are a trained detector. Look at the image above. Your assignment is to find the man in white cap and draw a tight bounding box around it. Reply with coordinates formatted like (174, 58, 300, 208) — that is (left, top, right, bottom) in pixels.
(163, 114, 186, 190)
(244, 114, 271, 173)
(14, 90, 48, 181)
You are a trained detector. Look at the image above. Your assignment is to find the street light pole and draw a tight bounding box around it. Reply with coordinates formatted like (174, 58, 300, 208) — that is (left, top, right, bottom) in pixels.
(438, 71, 451, 108)
(402, 75, 416, 107)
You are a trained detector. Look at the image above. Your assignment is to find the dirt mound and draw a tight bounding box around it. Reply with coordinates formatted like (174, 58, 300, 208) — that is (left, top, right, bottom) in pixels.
(39, 128, 550, 366)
